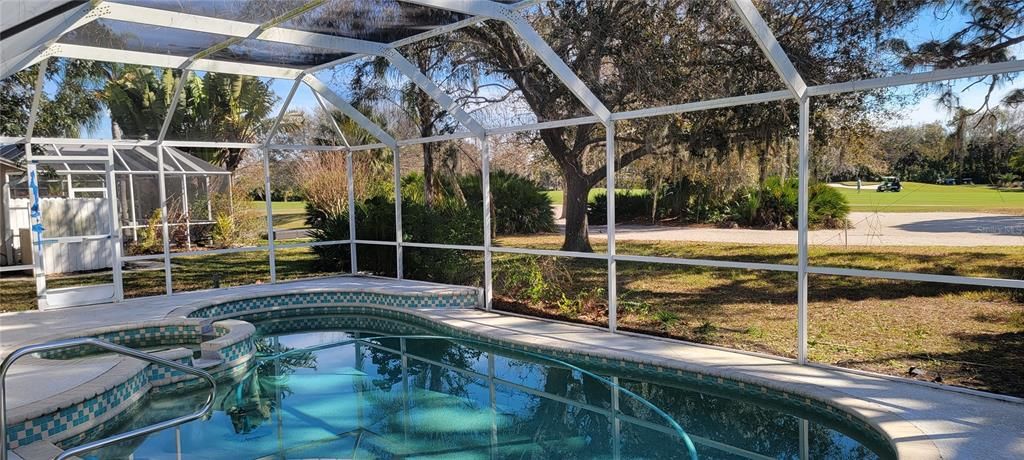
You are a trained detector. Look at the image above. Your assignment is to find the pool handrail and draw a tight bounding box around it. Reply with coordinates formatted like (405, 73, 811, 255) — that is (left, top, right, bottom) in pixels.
(0, 337, 216, 460)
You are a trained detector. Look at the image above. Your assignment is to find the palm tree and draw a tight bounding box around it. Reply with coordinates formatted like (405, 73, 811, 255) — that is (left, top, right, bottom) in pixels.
(106, 68, 280, 171)
(104, 65, 178, 140)
(183, 72, 279, 170)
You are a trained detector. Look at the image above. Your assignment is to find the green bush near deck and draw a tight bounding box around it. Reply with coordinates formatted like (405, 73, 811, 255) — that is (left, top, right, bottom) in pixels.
(306, 176, 484, 279)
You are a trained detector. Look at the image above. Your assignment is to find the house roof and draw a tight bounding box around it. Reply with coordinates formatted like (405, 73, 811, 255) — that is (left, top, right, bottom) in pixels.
(0, 144, 229, 175)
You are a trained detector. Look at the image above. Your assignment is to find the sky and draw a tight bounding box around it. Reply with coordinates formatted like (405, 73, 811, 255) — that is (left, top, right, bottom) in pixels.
(884, 6, 1022, 127)
(73, 5, 1020, 139)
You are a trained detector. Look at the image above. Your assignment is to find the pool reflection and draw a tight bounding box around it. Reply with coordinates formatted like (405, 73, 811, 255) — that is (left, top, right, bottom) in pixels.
(82, 319, 890, 459)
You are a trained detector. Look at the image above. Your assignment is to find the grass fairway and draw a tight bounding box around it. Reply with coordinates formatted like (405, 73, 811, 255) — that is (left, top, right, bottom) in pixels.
(835, 182, 1024, 214)
(250, 200, 309, 229)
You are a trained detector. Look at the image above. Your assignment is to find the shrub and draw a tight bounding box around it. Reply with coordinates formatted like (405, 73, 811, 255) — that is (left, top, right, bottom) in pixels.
(656, 178, 739, 224)
(305, 179, 483, 278)
(128, 209, 163, 255)
(462, 171, 555, 234)
(307, 196, 395, 276)
(305, 209, 351, 271)
(588, 191, 654, 224)
(731, 177, 849, 229)
(208, 184, 263, 248)
(211, 212, 236, 248)
(808, 183, 850, 228)
(492, 255, 606, 321)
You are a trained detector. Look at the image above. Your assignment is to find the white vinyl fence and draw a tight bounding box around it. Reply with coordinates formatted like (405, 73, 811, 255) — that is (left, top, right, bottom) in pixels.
(8, 198, 112, 274)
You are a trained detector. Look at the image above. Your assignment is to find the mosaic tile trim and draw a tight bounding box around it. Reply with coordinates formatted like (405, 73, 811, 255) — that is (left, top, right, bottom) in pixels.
(38, 325, 202, 360)
(252, 314, 432, 337)
(54, 388, 150, 451)
(186, 291, 479, 319)
(146, 355, 194, 387)
(8, 321, 256, 451)
(217, 336, 254, 363)
(5, 372, 148, 449)
(149, 360, 252, 395)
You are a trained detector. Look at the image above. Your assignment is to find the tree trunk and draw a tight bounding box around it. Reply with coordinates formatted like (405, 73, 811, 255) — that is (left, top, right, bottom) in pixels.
(650, 175, 662, 224)
(561, 170, 593, 252)
(758, 137, 770, 184)
(423, 141, 435, 209)
(558, 183, 567, 219)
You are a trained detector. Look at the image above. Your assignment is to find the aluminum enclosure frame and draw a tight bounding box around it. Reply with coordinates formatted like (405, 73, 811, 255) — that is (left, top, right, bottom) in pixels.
(2, 0, 1022, 371)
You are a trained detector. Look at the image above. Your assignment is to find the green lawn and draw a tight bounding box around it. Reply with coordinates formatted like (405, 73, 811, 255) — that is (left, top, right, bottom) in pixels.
(543, 188, 647, 205)
(490, 236, 1024, 396)
(834, 182, 1024, 214)
(250, 201, 309, 229)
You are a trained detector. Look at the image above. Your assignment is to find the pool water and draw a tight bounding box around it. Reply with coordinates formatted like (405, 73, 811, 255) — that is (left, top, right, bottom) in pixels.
(82, 315, 893, 459)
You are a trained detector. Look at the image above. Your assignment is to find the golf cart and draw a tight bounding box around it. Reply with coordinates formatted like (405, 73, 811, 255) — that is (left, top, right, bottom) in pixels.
(877, 176, 902, 192)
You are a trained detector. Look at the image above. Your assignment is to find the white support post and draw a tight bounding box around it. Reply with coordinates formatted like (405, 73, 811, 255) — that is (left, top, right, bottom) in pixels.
(400, 337, 410, 440)
(24, 58, 49, 139)
(392, 145, 403, 279)
(127, 172, 138, 242)
(204, 176, 213, 222)
(383, 50, 487, 137)
(346, 150, 358, 273)
(181, 175, 192, 251)
(797, 96, 810, 363)
(488, 353, 498, 454)
(106, 144, 124, 301)
(158, 71, 190, 141)
(605, 124, 617, 332)
(303, 76, 398, 147)
(481, 135, 493, 310)
(26, 161, 46, 300)
(154, 68, 189, 295)
(25, 61, 49, 304)
(611, 376, 622, 460)
(262, 77, 304, 283)
(799, 418, 809, 460)
(310, 82, 360, 274)
(503, 14, 612, 122)
(262, 147, 277, 282)
(157, 145, 172, 295)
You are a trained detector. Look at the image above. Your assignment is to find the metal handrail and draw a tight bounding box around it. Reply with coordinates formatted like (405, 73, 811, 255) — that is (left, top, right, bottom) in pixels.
(1, 338, 216, 460)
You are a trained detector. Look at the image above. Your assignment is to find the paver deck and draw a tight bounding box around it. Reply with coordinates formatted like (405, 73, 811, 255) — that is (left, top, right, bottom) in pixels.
(2, 275, 1022, 459)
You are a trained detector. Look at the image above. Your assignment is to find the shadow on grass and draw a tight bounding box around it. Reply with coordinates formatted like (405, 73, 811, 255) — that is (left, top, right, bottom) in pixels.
(835, 330, 1024, 397)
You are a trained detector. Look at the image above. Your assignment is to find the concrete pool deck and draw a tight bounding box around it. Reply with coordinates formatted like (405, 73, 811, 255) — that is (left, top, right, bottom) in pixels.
(2, 275, 1022, 459)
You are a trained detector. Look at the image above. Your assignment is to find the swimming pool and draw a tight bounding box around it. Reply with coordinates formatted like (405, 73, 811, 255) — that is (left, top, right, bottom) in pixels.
(78, 314, 895, 459)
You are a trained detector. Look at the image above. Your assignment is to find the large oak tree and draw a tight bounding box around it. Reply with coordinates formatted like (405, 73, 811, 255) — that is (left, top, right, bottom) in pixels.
(458, 0, 920, 251)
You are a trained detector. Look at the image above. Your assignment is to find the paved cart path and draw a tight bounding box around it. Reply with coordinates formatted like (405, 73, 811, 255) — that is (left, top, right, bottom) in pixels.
(550, 206, 1024, 246)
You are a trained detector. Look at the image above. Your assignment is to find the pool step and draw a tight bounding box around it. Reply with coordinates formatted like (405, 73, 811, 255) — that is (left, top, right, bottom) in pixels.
(191, 357, 223, 369)
(9, 440, 69, 460)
